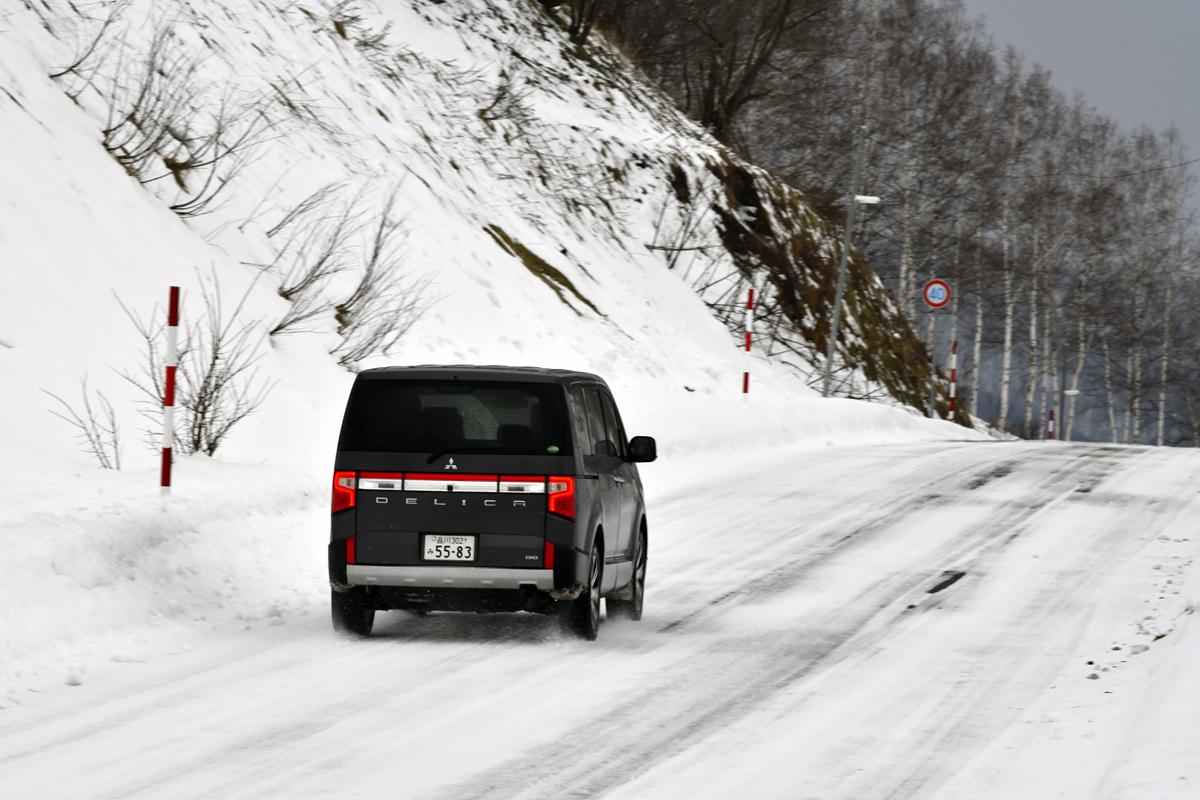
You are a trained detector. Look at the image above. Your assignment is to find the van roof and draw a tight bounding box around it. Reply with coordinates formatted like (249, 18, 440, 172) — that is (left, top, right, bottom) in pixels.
(356, 365, 607, 385)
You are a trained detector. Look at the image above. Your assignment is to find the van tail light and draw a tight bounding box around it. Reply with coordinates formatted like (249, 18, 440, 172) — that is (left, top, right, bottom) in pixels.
(543, 540, 555, 569)
(346, 536, 357, 565)
(332, 471, 357, 513)
(547, 476, 575, 519)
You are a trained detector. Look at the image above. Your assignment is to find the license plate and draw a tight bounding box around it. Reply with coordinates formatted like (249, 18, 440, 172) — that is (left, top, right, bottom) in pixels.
(422, 534, 477, 562)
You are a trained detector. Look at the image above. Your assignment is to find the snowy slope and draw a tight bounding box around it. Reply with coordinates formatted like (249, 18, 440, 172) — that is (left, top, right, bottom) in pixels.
(0, 0, 975, 695)
(0, 0, 965, 474)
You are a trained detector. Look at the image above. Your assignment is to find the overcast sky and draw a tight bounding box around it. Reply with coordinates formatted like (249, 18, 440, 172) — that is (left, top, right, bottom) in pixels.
(960, 0, 1197, 164)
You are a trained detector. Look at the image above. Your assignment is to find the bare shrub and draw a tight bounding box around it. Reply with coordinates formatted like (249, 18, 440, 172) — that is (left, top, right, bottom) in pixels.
(253, 180, 429, 362)
(48, 0, 131, 102)
(42, 378, 122, 469)
(478, 66, 535, 125)
(118, 272, 275, 457)
(99, 25, 275, 217)
(100, 27, 199, 181)
(327, 1, 364, 39)
(266, 67, 349, 142)
(646, 178, 720, 273)
(332, 276, 429, 369)
(334, 189, 402, 326)
(331, 188, 430, 368)
(261, 183, 360, 336)
(159, 96, 275, 218)
(273, 184, 360, 301)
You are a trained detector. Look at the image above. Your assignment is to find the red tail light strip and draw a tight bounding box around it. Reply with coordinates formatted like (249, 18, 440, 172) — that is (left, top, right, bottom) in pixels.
(345, 472, 564, 497)
(547, 475, 575, 519)
(332, 471, 357, 512)
(346, 536, 357, 565)
(543, 540, 555, 568)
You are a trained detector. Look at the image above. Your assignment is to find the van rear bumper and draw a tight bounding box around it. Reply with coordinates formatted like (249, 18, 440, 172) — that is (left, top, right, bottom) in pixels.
(346, 564, 555, 591)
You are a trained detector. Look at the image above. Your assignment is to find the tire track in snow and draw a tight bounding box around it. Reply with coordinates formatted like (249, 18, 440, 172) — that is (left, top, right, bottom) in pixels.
(647, 442, 1025, 632)
(601, 444, 1157, 800)
(431, 446, 1141, 800)
(656, 444, 1127, 633)
(867, 450, 1165, 799)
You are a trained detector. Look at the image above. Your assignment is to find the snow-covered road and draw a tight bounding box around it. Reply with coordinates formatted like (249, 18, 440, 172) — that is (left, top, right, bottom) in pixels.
(2, 441, 1197, 799)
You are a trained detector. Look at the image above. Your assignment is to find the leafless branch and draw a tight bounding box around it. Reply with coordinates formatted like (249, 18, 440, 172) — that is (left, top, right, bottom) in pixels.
(116, 271, 274, 456)
(42, 377, 122, 469)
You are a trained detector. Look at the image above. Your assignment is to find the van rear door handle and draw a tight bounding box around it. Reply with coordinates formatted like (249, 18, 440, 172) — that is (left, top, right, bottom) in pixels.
(611, 475, 626, 484)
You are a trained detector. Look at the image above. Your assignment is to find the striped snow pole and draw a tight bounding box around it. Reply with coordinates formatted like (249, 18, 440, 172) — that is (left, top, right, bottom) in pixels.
(947, 340, 958, 420)
(161, 286, 179, 495)
(743, 287, 755, 394)
(1048, 408, 1056, 441)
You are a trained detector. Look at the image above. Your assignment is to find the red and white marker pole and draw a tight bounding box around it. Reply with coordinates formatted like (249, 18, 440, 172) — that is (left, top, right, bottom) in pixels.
(1047, 408, 1056, 440)
(742, 287, 755, 394)
(947, 339, 958, 420)
(161, 286, 179, 495)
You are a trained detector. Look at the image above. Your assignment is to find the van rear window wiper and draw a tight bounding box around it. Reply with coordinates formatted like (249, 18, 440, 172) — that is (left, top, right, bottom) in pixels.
(424, 445, 505, 464)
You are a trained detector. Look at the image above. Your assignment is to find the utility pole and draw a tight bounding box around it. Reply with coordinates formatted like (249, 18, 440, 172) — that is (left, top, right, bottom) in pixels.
(823, 125, 871, 398)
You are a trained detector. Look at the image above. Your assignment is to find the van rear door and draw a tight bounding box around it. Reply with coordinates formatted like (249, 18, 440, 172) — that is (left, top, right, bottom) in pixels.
(336, 380, 574, 570)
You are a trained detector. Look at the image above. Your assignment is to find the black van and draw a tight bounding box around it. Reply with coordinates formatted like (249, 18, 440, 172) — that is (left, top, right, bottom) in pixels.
(328, 366, 656, 640)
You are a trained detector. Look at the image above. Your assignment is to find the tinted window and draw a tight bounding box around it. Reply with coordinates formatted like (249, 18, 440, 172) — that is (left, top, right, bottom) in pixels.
(599, 391, 627, 459)
(582, 386, 614, 457)
(567, 385, 593, 456)
(339, 381, 572, 455)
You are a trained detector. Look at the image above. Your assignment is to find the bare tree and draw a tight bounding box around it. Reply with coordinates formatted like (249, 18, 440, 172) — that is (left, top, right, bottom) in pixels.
(118, 273, 274, 456)
(606, 0, 834, 147)
(42, 378, 122, 469)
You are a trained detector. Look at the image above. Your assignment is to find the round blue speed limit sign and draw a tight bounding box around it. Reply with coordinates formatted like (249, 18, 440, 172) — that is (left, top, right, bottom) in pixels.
(923, 279, 951, 309)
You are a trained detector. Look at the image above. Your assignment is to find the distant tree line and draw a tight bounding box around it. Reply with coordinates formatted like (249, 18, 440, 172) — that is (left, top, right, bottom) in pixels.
(569, 0, 1199, 445)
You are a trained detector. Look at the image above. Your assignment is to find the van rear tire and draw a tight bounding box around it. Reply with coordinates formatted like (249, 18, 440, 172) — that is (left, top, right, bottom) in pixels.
(608, 528, 646, 621)
(331, 588, 375, 637)
(563, 543, 602, 640)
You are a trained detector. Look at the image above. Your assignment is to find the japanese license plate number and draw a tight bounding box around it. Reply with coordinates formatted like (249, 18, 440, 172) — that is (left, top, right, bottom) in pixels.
(422, 534, 477, 562)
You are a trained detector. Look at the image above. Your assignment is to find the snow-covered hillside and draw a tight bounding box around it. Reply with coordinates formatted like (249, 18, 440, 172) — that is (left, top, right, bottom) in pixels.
(0, 0, 973, 694)
(1, 0, 961, 473)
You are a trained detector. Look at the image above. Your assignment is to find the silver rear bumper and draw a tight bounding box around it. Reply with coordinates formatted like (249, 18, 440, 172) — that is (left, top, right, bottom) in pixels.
(347, 564, 554, 591)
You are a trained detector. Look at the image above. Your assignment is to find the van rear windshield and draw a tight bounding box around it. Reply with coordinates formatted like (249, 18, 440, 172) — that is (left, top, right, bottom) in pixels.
(338, 380, 573, 456)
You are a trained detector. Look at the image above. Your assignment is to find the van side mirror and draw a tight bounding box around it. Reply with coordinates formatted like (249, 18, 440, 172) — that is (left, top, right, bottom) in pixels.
(628, 436, 657, 463)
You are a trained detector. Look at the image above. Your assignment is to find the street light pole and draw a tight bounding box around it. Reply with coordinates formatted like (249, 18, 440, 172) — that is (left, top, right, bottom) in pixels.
(822, 125, 869, 398)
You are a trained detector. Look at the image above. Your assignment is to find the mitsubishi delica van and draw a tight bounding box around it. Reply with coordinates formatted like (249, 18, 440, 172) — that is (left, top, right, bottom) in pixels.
(327, 366, 657, 640)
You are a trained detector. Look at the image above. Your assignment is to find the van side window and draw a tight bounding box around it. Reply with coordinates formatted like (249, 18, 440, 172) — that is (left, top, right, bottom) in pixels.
(567, 385, 593, 456)
(599, 391, 628, 460)
(582, 386, 615, 457)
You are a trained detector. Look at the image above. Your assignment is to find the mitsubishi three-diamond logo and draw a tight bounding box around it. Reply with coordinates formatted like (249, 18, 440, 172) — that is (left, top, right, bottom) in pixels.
(444, 457, 458, 471)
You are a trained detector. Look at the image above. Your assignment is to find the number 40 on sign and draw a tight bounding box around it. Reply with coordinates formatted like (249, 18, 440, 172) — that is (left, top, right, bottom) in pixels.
(923, 279, 951, 310)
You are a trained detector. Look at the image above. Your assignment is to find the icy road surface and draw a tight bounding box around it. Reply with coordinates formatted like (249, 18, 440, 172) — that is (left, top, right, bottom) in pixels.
(2, 441, 1198, 799)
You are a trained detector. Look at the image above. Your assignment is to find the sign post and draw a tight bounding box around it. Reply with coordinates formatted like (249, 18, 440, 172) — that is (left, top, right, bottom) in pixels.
(822, 125, 872, 398)
(743, 287, 754, 395)
(162, 286, 179, 496)
(947, 340, 958, 420)
(921, 279, 951, 419)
